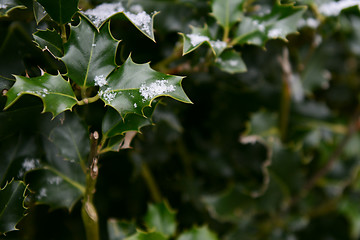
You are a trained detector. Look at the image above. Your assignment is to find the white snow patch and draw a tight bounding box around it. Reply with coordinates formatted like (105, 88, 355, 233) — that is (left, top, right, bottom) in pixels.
(37, 188, 47, 199)
(140, 80, 176, 101)
(82, 2, 125, 27)
(268, 28, 284, 38)
(94, 75, 107, 87)
(130, 4, 143, 13)
(134, 103, 137, 108)
(298, 18, 320, 28)
(319, 0, 360, 16)
(240, 135, 258, 144)
(48, 176, 62, 185)
(187, 34, 210, 46)
(99, 88, 117, 103)
(0, 4, 7, 9)
(253, 20, 265, 32)
(18, 158, 40, 178)
(125, 11, 152, 36)
(228, 60, 238, 67)
(210, 40, 227, 50)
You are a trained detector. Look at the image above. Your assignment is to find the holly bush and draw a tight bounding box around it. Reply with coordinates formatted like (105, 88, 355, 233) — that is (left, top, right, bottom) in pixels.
(1, 0, 360, 239)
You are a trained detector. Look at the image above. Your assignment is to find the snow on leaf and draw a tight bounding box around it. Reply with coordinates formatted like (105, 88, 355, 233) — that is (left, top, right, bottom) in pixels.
(81, 2, 156, 40)
(61, 18, 118, 87)
(234, 2, 306, 46)
(318, 0, 360, 17)
(182, 26, 227, 56)
(4, 73, 78, 118)
(101, 57, 191, 119)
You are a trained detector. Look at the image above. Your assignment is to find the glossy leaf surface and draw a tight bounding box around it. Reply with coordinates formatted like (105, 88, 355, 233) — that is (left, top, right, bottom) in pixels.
(37, 0, 79, 24)
(177, 226, 218, 240)
(61, 19, 118, 87)
(0, 180, 27, 234)
(144, 202, 176, 237)
(211, 0, 246, 29)
(101, 57, 191, 118)
(4, 73, 77, 117)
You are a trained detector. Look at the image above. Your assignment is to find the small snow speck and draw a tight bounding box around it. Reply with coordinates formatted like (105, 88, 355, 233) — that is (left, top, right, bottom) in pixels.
(92, 43, 97, 47)
(0, 4, 7, 9)
(228, 60, 238, 67)
(130, 4, 143, 13)
(18, 158, 40, 178)
(210, 40, 227, 50)
(37, 188, 47, 199)
(48, 176, 62, 185)
(134, 103, 137, 108)
(187, 34, 210, 46)
(140, 80, 176, 101)
(94, 75, 107, 87)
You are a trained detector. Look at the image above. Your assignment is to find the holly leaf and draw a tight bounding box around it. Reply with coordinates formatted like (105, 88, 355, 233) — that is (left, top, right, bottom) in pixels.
(61, 18, 118, 87)
(0, 0, 27, 17)
(234, 2, 306, 46)
(181, 26, 227, 56)
(214, 49, 247, 74)
(99, 57, 191, 118)
(126, 231, 167, 240)
(36, 0, 79, 24)
(0, 135, 42, 187)
(33, 0, 47, 24)
(177, 226, 218, 240)
(144, 202, 177, 237)
(33, 29, 64, 57)
(25, 138, 86, 211)
(211, 0, 246, 30)
(0, 180, 27, 235)
(81, 2, 157, 41)
(49, 113, 90, 168)
(4, 73, 78, 118)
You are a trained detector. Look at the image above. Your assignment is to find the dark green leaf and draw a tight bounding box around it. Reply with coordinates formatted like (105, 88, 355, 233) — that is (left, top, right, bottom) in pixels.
(33, 0, 47, 24)
(214, 49, 247, 74)
(81, 2, 157, 40)
(107, 219, 137, 240)
(181, 26, 227, 56)
(33, 29, 64, 57)
(37, 0, 79, 24)
(25, 138, 86, 210)
(101, 57, 191, 118)
(234, 3, 306, 46)
(4, 73, 78, 117)
(49, 113, 90, 167)
(177, 226, 218, 240)
(211, 0, 246, 30)
(0, 180, 27, 234)
(61, 18, 118, 87)
(144, 202, 176, 237)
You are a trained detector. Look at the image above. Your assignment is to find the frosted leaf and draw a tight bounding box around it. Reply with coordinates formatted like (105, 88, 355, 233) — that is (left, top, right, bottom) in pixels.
(187, 34, 210, 46)
(124, 11, 152, 36)
(319, 0, 360, 16)
(99, 88, 117, 103)
(94, 75, 107, 87)
(82, 2, 125, 27)
(140, 80, 176, 100)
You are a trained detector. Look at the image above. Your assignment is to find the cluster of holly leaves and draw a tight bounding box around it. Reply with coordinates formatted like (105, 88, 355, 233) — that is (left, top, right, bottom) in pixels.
(2, 0, 360, 239)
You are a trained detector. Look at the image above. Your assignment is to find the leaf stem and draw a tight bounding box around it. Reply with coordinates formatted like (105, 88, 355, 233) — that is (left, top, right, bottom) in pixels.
(77, 94, 100, 105)
(81, 132, 100, 240)
(61, 24, 67, 43)
(278, 48, 292, 143)
(141, 162, 162, 203)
